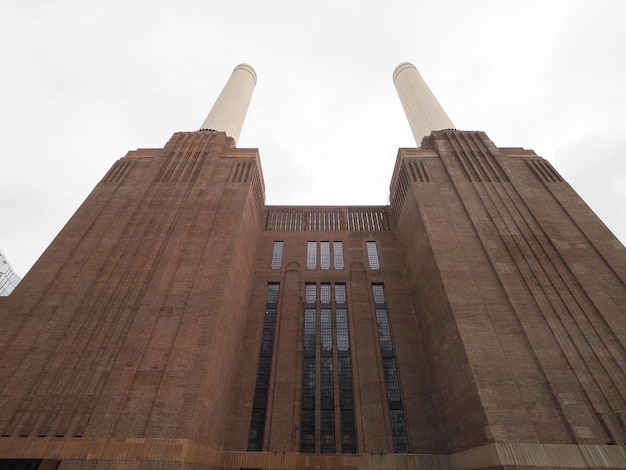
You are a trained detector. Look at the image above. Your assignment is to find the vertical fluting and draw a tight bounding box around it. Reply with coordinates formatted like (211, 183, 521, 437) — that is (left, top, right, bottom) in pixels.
(393, 62, 454, 145)
(201, 63, 257, 145)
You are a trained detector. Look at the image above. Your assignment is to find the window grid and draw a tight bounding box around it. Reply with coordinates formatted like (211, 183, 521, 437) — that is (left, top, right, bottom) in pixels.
(302, 357, 316, 402)
(304, 309, 316, 352)
(321, 309, 332, 351)
(375, 309, 393, 352)
(305, 283, 317, 303)
(271, 241, 283, 269)
(260, 309, 277, 353)
(267, 284, 280, 304)
(372, 284, 385, 304)
(371, 284, 410, 453)
(336, 309, 349, 351)
(366, 241, 380, 270)
(307, 241, 317, 269)
(300, 282, 356, 453)
(338, 357, 353, 401)
(321, 357, 334, 401)
(382, 358, 402, 402)
(390, 410, 410, 453)
(320, 283, 331, 304)
(320, 241, 330, 270)
(321, 409, 336, 453)
(248, 284, 280, 451)
(335, 284, 346, 304)
(333, 241, 344, 269)
(340, 409, 357, 453)
(300, 409, 315, 453)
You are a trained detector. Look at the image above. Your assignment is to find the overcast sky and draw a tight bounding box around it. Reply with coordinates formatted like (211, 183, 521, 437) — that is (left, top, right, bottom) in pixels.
(1, 0, 625, 277)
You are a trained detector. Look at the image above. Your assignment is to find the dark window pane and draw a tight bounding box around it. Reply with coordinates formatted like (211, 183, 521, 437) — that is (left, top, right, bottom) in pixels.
(321, 357, 334, 401)
(382, 357, 401, 402)
(375, 308, 393, 352)
(304, 308, 316, 352)
(321, 409, 335, 453)
(321, 308, 332, 351)
(300, 409, 315, 453)
(340, 409, 357, 453)
(336, 308, 349, 351)
(390, 409, 410, 453)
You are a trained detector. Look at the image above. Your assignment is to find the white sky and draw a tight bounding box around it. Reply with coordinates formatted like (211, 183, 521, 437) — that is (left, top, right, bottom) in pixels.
(1, 0, 625, 277)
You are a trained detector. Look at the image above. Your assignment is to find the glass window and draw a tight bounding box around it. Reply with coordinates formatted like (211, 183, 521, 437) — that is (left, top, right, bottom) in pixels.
(321, 409, 335, 453)
(390, 409, 410, 453)
(320, 283, 331, 304)
(375, 308, 393, 352)
(304, 308, 316, 352)
(302, 357, 316, 401)
(338, 357, 353, 400)
(320, 241, 330, 269)
(307, 241, 317, 269)
(366, 241, 380, 270)
(372, 284, 385, 304)
(247, 283, 281, 452)
(267, 283, 280, 304)
(340, 409, 357, 453)
(321, 357, 334, 401)
(333, 241, 344, 269)
(336, 309, 349, 351)
(260, 309, 277, 354)
(300, 409, 315, 453)
(382, 358, 402, 402)
(335, 284, 346, 304)
(321, 308, 332, 351)
(305, 283, 317, 303)
(271, 241, 283, 269)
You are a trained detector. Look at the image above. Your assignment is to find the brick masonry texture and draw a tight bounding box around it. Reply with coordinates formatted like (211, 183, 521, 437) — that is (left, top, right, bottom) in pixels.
(0, 130, 624, 469)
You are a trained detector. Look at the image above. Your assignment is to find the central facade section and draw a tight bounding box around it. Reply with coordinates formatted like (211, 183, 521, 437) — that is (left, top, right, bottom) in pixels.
(227, 206, 435, 454)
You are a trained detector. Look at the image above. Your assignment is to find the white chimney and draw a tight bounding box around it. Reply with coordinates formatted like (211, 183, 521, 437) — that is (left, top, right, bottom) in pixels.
(393, 62, 454, 145)
(201, 63, 257, 145)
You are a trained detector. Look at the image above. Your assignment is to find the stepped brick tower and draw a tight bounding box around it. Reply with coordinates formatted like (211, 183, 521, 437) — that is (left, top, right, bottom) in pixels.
(0, 63, 625, 470)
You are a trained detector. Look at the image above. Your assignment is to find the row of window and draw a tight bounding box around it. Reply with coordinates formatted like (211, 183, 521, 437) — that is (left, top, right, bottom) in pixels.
(271, 241, 381, 270)
(247, 282, 406, 453)
(301, 283, 356, 453)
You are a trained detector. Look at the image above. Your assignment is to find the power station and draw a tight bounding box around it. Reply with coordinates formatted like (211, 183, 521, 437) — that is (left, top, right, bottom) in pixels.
(0, 63, 624, 470)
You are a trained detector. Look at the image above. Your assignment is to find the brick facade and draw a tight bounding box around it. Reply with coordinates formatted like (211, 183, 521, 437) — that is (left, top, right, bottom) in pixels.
(0, 129, 625, 469)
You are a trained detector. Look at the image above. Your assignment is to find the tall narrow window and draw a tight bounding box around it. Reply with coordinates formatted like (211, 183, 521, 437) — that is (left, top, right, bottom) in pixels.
(248, 283, 280, 451)
(271, 241, 283, 269)
(320, 241, 330, 269)
(301, 282, 317, 453)
(366, 241, 380, 269)
(307, 242, 317, 269)
(333, 241, 344, 269)
(371, 283, 409, 453)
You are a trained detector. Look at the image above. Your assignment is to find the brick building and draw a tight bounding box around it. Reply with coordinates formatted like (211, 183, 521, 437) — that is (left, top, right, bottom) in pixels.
(0, 64, 625, 470)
